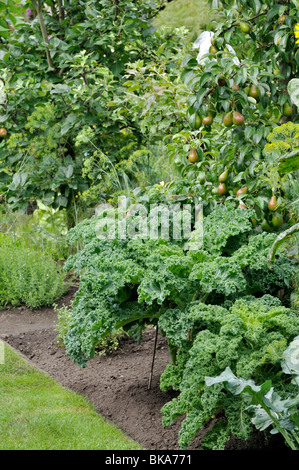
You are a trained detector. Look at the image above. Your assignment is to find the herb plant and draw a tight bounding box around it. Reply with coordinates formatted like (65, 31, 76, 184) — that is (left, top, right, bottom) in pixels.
(0, 235, 68, 308)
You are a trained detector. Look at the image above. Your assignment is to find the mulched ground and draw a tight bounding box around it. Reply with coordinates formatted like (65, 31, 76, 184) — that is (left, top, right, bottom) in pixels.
(0, 286, 289, 451)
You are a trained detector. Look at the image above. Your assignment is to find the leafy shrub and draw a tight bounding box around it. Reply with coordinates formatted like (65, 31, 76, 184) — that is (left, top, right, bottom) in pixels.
(0, 236, 68, 308)
(0, 0, 187, 217)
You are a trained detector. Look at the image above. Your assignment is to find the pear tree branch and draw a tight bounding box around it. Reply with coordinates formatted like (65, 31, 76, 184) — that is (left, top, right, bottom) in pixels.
(57, 0, 65, 22)
(31, 0, 54, 69)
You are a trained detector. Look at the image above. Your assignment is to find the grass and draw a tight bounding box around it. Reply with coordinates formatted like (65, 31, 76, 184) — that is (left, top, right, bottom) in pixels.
(0, 342, 143, 450)
(153, 0, 212, 43)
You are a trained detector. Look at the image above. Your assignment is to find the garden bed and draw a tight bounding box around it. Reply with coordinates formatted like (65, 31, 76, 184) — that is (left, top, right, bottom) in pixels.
(0, 287, 288, 451)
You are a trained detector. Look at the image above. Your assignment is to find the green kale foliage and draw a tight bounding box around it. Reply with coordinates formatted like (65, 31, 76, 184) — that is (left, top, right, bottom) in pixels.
(205, 336, 299, 450)
(64, 205, 298, 448)
(160, 295, 299, 449)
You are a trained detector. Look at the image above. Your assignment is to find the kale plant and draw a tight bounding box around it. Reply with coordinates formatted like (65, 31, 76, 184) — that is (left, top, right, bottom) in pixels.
(63, 204, 298, 448)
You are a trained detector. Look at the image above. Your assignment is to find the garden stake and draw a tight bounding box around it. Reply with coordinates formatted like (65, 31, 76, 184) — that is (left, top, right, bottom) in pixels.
(148, 326, 159, 390)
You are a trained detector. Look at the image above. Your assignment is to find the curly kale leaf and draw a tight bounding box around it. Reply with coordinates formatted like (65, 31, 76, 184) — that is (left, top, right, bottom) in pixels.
(202, 205, 255, 255)
(136, 245, 198, 305)
(190, 257, 247, 296)
(200, 420, 230, 450)
(158, 302, 228, 348)
(65, 215, 103, 245)
(224, 395, 253, 441)
(232, 232, 298, 294)
(189, 231, 296, 298)
(161, 295, 299, 449)
(65, 299, 156, 367)
(158, 307, 191, 347)
(178, 404, 222, 450)
(232, 232, 277, 269)
(137, 259, 193, 306)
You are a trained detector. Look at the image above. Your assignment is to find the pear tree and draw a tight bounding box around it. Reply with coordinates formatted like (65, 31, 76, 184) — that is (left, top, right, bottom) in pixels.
(180, 0, 299, 230)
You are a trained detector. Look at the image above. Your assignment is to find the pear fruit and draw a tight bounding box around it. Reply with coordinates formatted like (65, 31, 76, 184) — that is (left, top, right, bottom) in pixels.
(272, 212, 284, 228)
(261, 219, 272, 232)
(0, 128, 7, 137)
(239, 22, 251, 33)
(197, 171, 206, 184)
(232, 82, 240, 91)
(233, 111, 245, 126)
(217, 182, 227, 195)
(223, 112, 233, 127)
(218, 168, 228, 183)
(194, 113, 202, 129)
(268, 194, 278, 211)
(188, 149, 198, 163)
(283, 102, 293, 117)
(209, 45, 218, 54)
(277, 15, 286, 25)
(249, 85, 260, 99)
(202, 113, 213, 127)
(188, 112, 201, 129)
(236, 186, 248, 197)
(262, 109, 272, 119)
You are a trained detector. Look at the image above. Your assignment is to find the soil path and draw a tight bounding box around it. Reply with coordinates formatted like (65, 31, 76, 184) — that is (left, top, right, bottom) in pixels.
(0, 287, 287, 451)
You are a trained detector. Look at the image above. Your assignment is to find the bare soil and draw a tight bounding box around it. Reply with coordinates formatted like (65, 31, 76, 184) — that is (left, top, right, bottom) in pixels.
(0, 286, 288, 451)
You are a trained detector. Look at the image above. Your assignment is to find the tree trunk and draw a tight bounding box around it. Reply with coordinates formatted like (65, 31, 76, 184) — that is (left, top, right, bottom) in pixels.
(31, 0, 54, 69)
